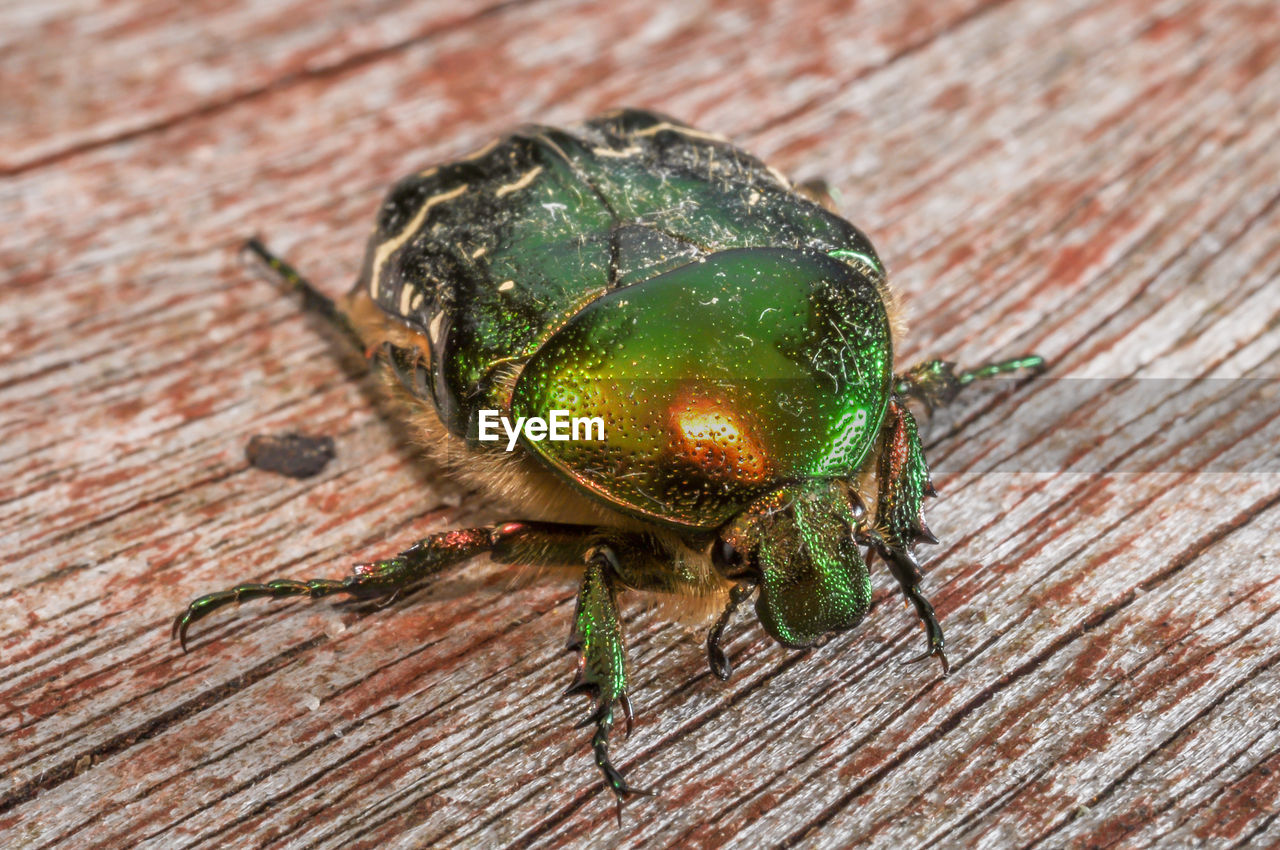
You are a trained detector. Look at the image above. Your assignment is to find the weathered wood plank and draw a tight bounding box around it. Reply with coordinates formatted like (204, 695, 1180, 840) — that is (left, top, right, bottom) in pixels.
(2, 0, 1278, 847)
(0, 0, 521, 174)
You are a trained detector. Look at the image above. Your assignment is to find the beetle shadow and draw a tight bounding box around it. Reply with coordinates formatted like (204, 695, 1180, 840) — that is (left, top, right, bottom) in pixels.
(278, 295, 475, 506)
(170, 562, 576, 656)
(330, 565, 576, 621)
(908, 370, 1044, 450)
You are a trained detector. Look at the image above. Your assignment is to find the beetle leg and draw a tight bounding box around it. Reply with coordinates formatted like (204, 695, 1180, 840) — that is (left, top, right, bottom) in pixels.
(174, 521, 612, 649)
(795, 177, 841, 214)
(865, 399, 950, 674)
(173, 526, 499, 651)
(874, 400, 937, 550)
(174, 522, 673, 818)
(567, 546, 653, 824)
(869, 539, 948, 675)
(895, 355, 1044, 415)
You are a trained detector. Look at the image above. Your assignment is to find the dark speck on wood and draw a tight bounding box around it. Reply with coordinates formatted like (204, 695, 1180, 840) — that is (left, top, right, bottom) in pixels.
(246, 432, 337, 479)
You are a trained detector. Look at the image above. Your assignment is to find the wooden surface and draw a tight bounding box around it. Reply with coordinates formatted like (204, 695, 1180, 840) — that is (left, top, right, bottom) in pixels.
(3, 0, 1279, 847)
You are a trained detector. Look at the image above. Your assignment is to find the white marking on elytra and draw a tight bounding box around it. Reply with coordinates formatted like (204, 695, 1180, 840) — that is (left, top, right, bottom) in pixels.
(495, 166, 543, 197)
(537, 133, 575, 167)
(471, 246, 487, 259)
(632, 122, 728, 143)
(410, 290, 424, 311)
(498, 280, 515, 292)
(593, 145, 642, 158)
(399, 284, 418, 315)
(369, 183, 469, 296)
(766, 165, 792, 188)
(429, 311, 445, 345)
(460, 138, 501, 162)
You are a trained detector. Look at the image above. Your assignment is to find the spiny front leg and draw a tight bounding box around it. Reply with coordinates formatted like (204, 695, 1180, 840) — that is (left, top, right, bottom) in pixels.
(174, 526, 497, 651)
(565, 546, 652, 824)
(866, 399, 950, 674)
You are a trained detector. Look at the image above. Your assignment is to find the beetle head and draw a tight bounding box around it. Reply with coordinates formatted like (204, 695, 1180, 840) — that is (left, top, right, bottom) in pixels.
(713, 480, 872, 648)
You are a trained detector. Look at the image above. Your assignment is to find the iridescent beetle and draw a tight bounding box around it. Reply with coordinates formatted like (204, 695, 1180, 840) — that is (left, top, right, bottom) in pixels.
(175, 108, 1042, 818)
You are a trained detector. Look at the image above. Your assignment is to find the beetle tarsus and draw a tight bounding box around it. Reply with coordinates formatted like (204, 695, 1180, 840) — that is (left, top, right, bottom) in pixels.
(172, 578, 348, 652)
(172, 526, 496, 651)
(864, 529, 949, 677)
(707, 582, 755, 680)
(241, 237, 365, 352)
(894, 581, 948, 676)
(958, 354, 1045, 386)
(592, 705, 654, 828)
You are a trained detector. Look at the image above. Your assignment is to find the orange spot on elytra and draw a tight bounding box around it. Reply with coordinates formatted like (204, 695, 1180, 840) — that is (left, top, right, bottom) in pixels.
(668, 393, 770, 484)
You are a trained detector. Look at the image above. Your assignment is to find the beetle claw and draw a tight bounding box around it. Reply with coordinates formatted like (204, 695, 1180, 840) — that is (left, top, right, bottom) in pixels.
(172, 613, 192, 654)
(590, 703, 653, 826)
(620, 694, 634, 738)
(903, 644, 951, 676)
(561, 672, 587, 692)
(609, 781, 656, 828)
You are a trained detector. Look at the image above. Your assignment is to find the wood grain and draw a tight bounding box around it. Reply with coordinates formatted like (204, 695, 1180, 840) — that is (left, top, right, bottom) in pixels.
(2, 0, 1278, 847)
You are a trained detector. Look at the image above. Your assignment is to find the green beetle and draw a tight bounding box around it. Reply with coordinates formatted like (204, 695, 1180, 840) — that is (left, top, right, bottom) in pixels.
(175, 108, 1042, 818)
